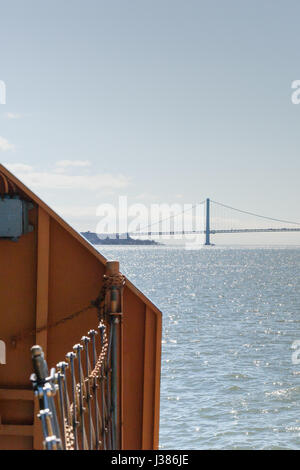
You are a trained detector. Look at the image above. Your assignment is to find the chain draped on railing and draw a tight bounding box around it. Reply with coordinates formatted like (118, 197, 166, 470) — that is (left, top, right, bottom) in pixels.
(30, 264, 125, 450)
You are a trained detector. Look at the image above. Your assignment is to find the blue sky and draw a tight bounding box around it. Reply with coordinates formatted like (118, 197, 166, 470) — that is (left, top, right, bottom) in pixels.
(1, 0, 300, 244)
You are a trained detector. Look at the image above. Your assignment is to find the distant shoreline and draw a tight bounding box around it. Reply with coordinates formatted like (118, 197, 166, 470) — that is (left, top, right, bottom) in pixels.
(81, 231, 160, 245)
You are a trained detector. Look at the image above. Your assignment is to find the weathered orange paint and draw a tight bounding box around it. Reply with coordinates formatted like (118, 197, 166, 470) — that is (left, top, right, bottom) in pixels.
(0, 164, 162, 450)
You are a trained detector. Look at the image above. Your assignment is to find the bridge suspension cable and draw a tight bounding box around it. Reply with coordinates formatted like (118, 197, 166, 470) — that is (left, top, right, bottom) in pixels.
(211, 200, 300, 226)
(129, 199, 206, 235)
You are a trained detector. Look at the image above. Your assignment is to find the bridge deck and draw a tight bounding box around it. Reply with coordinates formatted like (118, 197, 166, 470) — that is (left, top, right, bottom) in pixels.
(132, 228, 300, 236)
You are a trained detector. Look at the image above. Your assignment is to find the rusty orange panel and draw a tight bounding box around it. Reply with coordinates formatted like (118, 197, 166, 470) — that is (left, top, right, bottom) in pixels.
(0, 163, 162, 450)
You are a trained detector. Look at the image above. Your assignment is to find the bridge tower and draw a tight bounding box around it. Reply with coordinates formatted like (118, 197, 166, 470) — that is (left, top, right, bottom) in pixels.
(205, 198, 211, 245)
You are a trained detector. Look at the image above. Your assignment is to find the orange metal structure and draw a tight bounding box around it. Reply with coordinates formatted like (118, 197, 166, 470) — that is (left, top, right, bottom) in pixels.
(0, 164, 162, 450)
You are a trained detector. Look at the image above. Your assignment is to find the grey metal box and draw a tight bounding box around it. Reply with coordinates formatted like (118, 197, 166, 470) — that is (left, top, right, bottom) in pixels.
(0, 198, 33, 239)
(0, 198, 23, 238)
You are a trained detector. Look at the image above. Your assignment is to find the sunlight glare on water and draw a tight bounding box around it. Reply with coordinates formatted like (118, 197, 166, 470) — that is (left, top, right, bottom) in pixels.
(97, 245, 300, 450)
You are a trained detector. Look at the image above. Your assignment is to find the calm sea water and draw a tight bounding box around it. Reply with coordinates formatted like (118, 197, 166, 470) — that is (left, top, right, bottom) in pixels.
(97, 245, 300, 449)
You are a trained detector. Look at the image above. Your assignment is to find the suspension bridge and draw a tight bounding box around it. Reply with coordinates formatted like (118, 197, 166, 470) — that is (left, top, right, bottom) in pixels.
(128, 198, 300, 245)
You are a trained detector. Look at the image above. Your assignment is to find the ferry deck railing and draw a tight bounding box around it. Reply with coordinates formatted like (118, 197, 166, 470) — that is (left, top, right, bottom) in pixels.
(30, 261, 124, 450)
